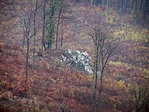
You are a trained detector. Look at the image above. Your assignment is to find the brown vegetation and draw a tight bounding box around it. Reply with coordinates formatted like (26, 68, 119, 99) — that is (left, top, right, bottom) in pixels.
(0, 0, 149, 112)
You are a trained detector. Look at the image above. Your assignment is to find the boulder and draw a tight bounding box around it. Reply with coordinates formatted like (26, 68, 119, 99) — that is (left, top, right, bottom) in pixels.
(60, 49, 93, 74)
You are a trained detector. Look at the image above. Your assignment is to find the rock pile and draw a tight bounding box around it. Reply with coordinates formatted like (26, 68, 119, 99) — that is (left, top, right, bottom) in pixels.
(60, 49, 93, 74)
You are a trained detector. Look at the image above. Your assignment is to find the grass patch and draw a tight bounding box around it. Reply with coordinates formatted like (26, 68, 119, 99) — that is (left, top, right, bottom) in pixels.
(126, 29, 149, 41)
(109, 61, 132, 69)
(106, 15, 117, 25)
(113, 25, 149, 42)
(143, 68, 149, 79)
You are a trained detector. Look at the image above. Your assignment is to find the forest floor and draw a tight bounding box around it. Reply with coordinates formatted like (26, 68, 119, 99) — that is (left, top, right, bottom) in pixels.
(0, 1, 149, 112)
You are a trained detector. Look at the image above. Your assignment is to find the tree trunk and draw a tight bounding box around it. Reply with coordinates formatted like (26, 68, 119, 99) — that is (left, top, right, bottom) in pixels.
(32, 0, 38, 70)
(61, 20, 64, 47)
(42, 0, 46, 52)
(92, 40, 99, 112)
(48, 4, 55, 51)
(142, 0, 148, 20)
(99, 68, 104, 112)
(48, 40, 52, 50)
(96, 0, 99, 5)
(56, 5, 62, 49)
(131, 0, 134, 15)
(25, 37, 29, 92)
(91, 0, 94, 6)
(22, 23, 26, 48)
(22, 34, 26, 48)
(106, 0, 109, 10)
(123, 0, 127, 14)
(48, 23, 53, 51)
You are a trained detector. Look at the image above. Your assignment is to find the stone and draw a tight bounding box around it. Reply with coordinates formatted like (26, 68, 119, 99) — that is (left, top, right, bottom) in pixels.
(65, 49, 71, 54)
(60, 54, 66, 62)
(85, 66, 93, 74)
(60, 49, 93, 74)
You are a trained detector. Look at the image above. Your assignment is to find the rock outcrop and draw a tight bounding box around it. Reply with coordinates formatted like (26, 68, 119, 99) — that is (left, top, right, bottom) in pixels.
(60, 49, 93, 74)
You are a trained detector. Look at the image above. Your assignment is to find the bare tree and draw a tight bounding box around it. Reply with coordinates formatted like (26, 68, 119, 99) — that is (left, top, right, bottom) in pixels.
(21, 14, 35, 93)
(90, 26, 121, 112)
(32, 0, 41, 70)
(132, 80, 149, 112)
(91, 28, 100, 112)
(18, 1, 37, 93)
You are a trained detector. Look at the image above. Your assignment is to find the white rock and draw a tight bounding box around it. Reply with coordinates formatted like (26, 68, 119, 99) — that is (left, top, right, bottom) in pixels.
(61, 54, 66, 61)
(82, 51, 88, 57)
(66, 49, 71, 54)
(85, 66, 93, 74)
(75, 50, 81, 54)
(61, 49, 93, 74)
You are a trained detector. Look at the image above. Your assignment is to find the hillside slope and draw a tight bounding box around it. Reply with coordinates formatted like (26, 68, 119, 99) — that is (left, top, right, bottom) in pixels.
(0, 1, 149, 112)
(0, 37, 149, 112)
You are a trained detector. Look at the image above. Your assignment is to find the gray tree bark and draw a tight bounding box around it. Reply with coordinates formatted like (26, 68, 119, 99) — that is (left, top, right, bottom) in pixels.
(56, 4, 62, 49)
(42, 0, 46, 52)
